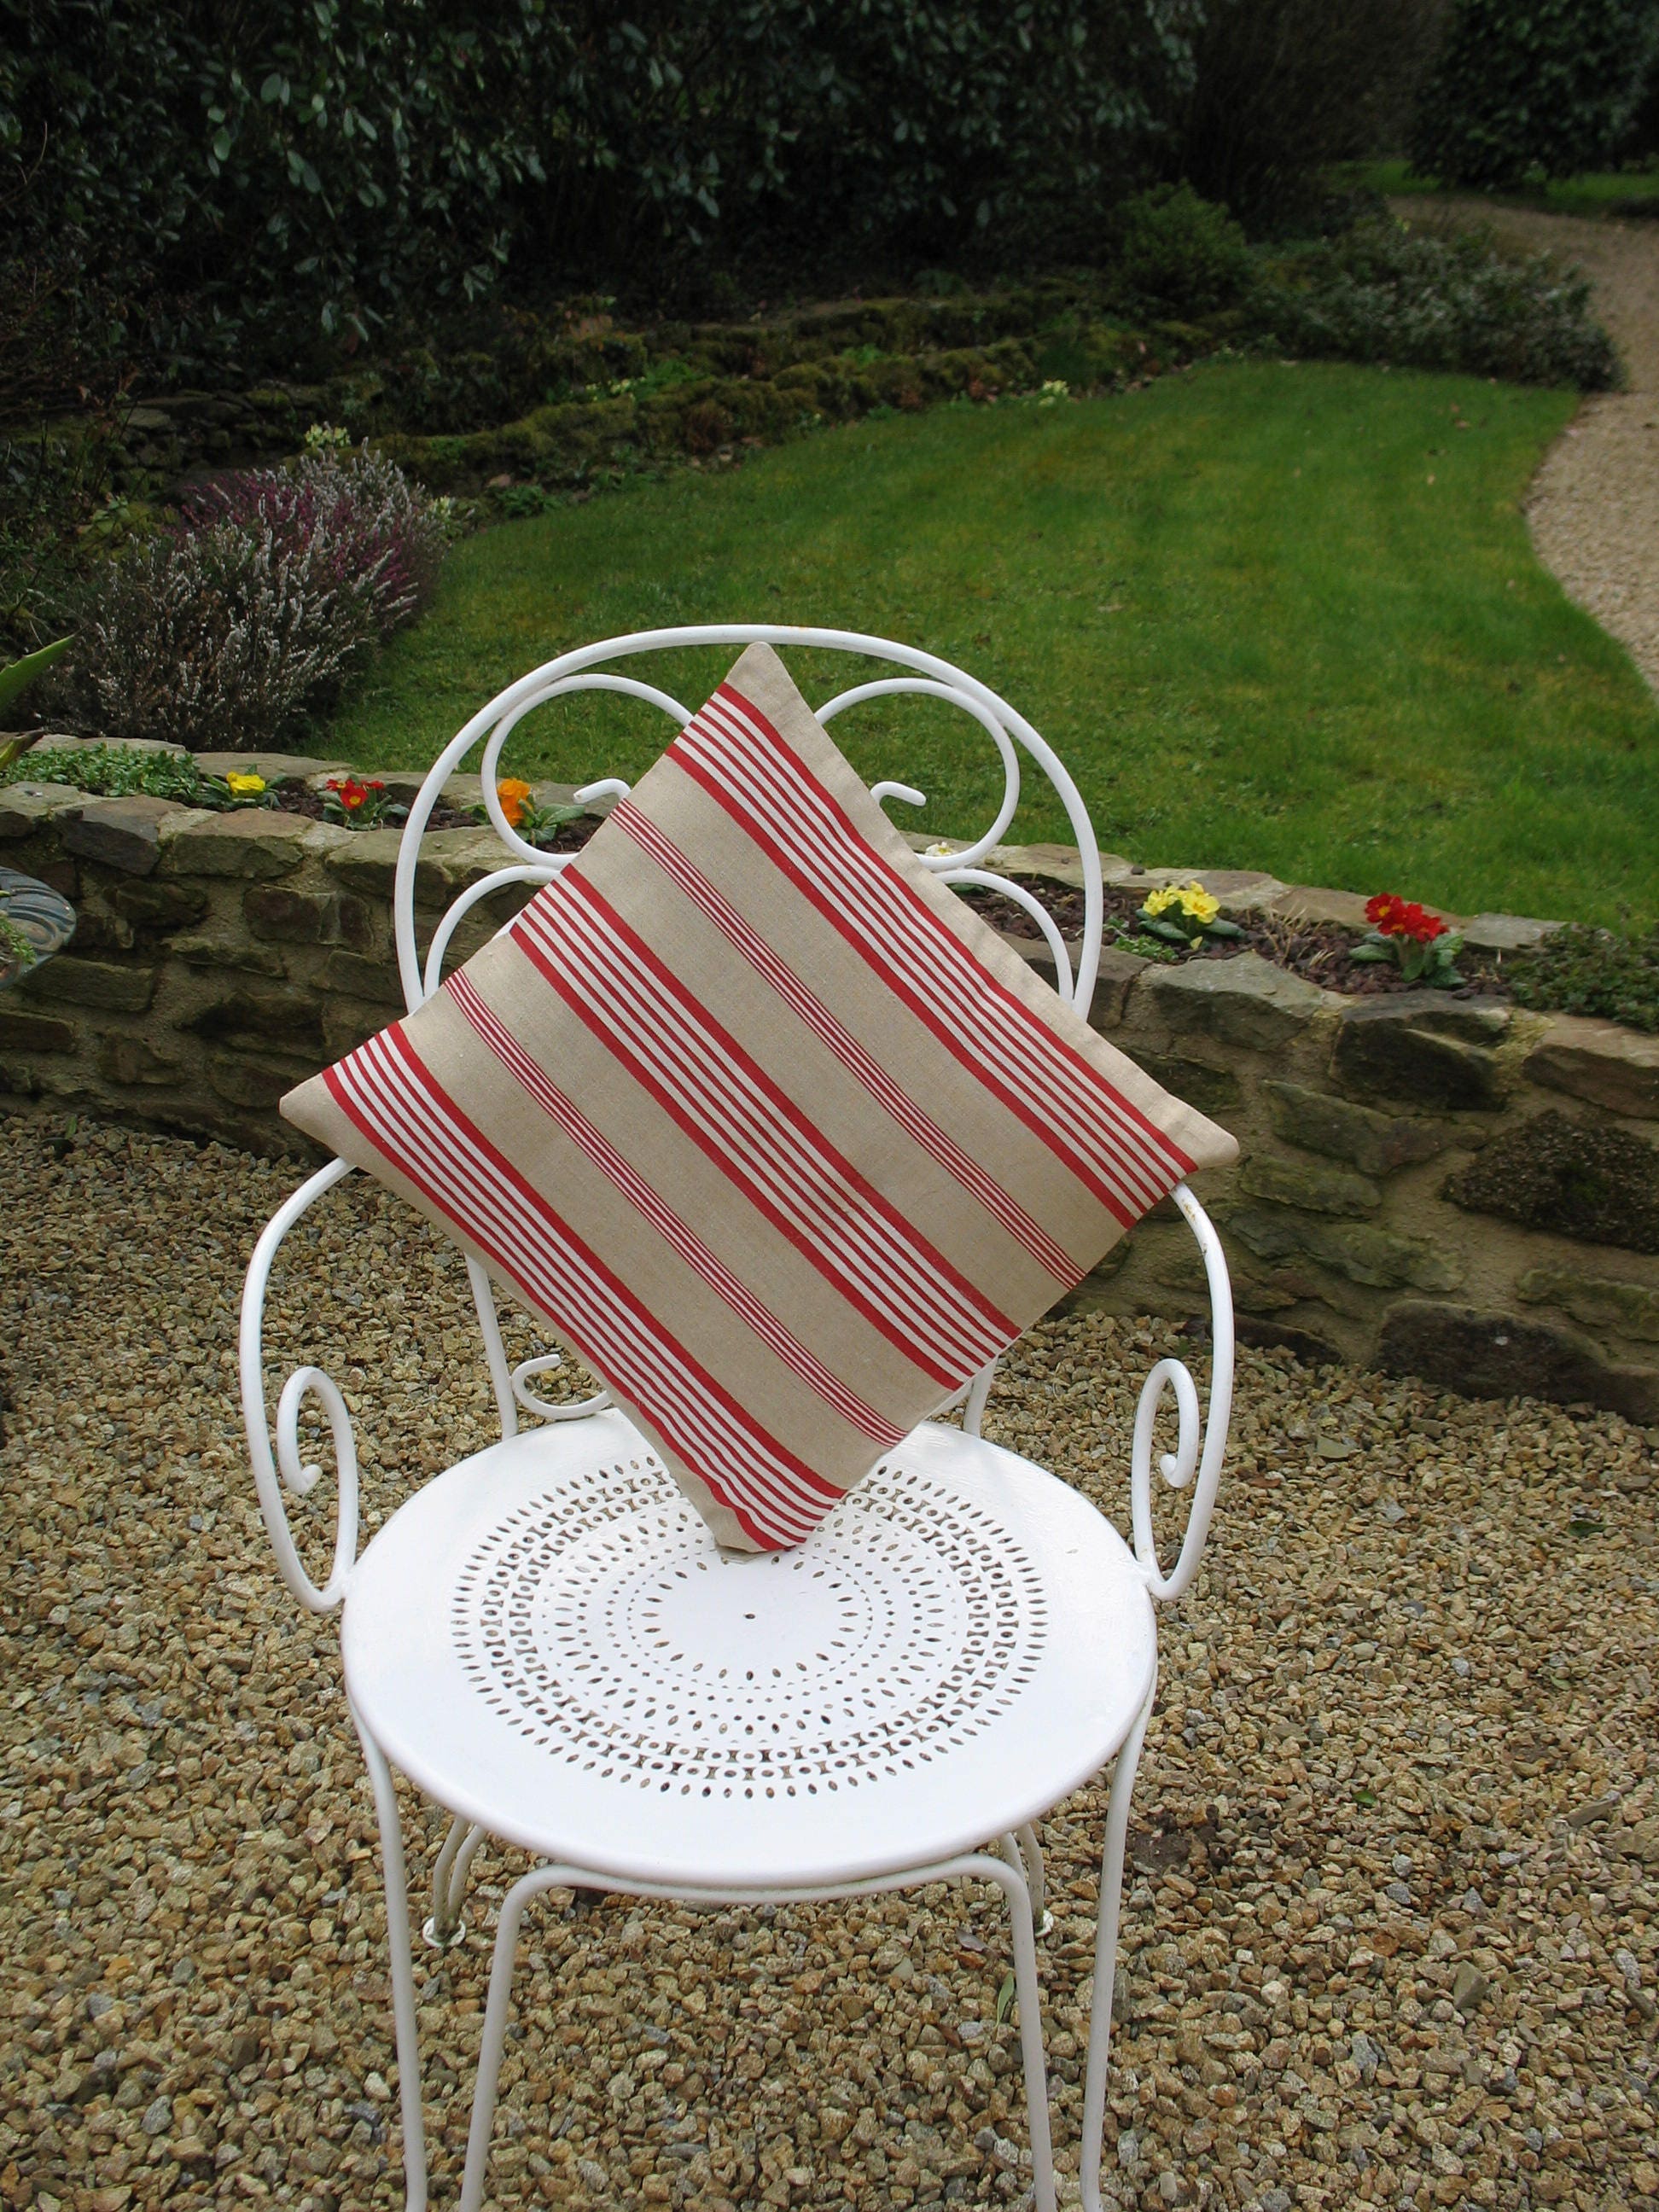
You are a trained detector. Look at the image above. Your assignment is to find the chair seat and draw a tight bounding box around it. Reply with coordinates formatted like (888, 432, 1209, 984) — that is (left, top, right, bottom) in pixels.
(341, 1409, 1155, 1893)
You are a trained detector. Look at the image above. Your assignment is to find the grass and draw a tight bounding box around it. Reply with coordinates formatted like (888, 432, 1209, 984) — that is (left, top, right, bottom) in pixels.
(332, 359, 1659, 927)
(1353, 155, 1659, 219)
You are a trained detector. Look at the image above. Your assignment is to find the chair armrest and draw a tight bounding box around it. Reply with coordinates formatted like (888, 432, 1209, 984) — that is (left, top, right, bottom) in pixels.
(1129, 1184, 1234, 1603)
(240, 1157, 362, 1613)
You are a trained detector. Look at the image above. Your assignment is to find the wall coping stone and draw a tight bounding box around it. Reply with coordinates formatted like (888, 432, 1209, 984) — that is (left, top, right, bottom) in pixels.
(1523, 1014, 1659, 1121)
(1142, 950, 1337, 1053)
(61, 795, 179, 876)
(0, 782, 88, 840)
(158, 807, 311, 878)
(192, 750, 353, 781)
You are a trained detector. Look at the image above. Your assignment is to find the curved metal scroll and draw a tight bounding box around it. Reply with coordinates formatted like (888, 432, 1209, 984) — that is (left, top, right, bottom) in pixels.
(241, 1159, 362, 1612)
(1130, 1185, 1234, 1604)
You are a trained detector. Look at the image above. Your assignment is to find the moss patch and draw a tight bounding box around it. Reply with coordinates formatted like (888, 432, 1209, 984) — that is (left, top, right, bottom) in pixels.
(1444, 1110, 1659, 1254)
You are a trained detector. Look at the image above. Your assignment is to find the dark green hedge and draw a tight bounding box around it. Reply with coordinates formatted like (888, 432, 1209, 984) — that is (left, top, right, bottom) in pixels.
(0, 0, 1196, 399)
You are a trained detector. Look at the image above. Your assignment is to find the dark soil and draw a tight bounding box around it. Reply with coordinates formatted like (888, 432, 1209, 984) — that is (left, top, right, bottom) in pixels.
(267, 780, 595, 848)
(953, 876, 1516, 1001)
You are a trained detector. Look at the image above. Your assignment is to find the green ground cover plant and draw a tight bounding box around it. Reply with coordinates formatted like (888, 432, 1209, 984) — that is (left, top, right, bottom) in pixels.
(329, 358, 1659, 929)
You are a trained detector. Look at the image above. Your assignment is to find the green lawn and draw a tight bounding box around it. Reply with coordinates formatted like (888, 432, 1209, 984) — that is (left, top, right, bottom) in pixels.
(1353, 155, 1659, 219)
(334, 359, 1659, 926)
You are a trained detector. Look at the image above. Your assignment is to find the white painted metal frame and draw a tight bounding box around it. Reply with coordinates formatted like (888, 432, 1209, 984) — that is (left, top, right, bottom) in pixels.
(240, 626, 1234, 2212)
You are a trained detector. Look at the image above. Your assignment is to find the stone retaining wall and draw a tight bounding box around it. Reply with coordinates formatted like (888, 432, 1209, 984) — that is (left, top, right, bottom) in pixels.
(3, 759, 1656, 1418)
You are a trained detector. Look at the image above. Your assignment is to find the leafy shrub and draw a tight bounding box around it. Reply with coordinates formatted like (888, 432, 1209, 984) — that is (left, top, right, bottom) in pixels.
(1113, 186, 1256, 314)
(1171, 0, 1445, 230)
(1260, 219, 1620, 389)
(1511, 923, 1659, 1035)
(1411, 0, 1659, 191)
(60, 445, 449, 752)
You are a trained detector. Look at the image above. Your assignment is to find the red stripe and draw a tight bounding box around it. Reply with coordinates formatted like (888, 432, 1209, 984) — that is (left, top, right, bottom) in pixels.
(612, 797, 1082, 1284)
(322, 1033, 837, 1547)
(444, 971, 904, 1446)
(521, 888, 1006, 1366)
(509, 882, 1017, 1381)
(324, 1044, 830, 1540)
(688, 685, 1196, 1210)
(331, 1035, 831, 1540)
(695, 690, 1187, 1201)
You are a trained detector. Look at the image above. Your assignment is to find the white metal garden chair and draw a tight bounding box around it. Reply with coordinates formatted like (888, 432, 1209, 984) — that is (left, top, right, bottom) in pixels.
(241, 626, 1234, 2212)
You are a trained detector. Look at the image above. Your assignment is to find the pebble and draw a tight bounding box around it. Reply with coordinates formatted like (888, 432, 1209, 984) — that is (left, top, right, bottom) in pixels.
(2, 1109, 1656, 2211)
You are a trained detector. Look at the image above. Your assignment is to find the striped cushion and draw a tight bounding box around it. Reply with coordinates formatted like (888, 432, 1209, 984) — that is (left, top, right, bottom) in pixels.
(281, 644, 1237, 1551)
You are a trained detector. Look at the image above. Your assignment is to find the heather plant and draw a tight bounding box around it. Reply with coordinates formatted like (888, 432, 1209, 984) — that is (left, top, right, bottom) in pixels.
(61, 444, 451, 751)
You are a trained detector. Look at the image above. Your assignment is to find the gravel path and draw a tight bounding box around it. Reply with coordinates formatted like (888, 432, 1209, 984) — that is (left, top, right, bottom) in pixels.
(1394, 197, 1659, 691)
(3, 1111, 1657, 2212)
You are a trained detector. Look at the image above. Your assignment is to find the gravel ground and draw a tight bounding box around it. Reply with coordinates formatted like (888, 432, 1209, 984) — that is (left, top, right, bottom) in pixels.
(1394, 198, 1659, 693)
(3, 1109, 1657, 2212)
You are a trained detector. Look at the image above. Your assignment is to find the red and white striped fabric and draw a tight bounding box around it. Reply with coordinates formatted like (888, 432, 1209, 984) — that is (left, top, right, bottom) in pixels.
(282, 645, 1237, 1551)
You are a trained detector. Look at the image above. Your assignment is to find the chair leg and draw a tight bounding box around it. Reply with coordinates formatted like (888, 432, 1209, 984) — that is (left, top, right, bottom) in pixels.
(350, 1699, 429, 2212)
(975, 1850, 1057, 2212)
(1017, 1822, 1050, 1933)
(458, 1861, 578, 2212)
(426, 1816, 485, 1948)
(1080, 1685, 1155, 2212)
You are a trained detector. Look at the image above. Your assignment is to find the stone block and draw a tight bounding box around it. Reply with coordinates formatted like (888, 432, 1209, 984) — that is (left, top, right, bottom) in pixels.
(181, 986, 324, 1057)
(243, 886, 341, 944)
(105, 878, 209, 934)
(1330, 994, 1510, 1112)
(1260, 1080, 1456, 1175)
(96, 1032, 182, 1087)
(0, 1007, 78, 1053)
(1235, 1317, 1342, 1366)
(1142, 951, 1330, 1054)
(1224, 1205, 1463, 1291)
(1444, 1110, 1657, 1255)
(1080, 947, 1143, 1030)
(322, 949, 407, 1007)
(337, 894, 375, 952)
(206, 1051, 312, 1111)
(1515, 1264, 1659, 1344)
(323, 824, 507, 910)
(1460, 912, 1559, 954)
(0, 782, 84, 841)
(159, 809, 310, 879)
(1237, 1153, 1380, 1216)
(61, 795, 180, 876)
(322, 1000, 393, 1059)
(191, 751, 351, 783)
(1523, 1016, 1659, 1121)
(1132, 1052, 1241, 1119)
(1107, 863, 1285, 913)
(168, 932, 287, 979)
(1266, 883, 1373, 931)
(320, 825, 404, 900)
(18, 956, 156, 1012)
(1378, 1301, 1659, 1422)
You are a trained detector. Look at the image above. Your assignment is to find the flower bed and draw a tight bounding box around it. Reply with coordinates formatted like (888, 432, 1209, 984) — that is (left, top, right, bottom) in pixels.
(955, 877, 1517, 1000)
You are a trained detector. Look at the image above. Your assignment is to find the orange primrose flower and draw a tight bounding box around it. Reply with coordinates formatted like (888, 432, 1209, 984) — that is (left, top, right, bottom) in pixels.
(497, 777, 533, 828)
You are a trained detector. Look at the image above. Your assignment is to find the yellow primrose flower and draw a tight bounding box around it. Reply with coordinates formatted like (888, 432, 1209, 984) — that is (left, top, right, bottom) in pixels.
(226, 772, 266, 796)
(1145, 879, 1219, 928)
